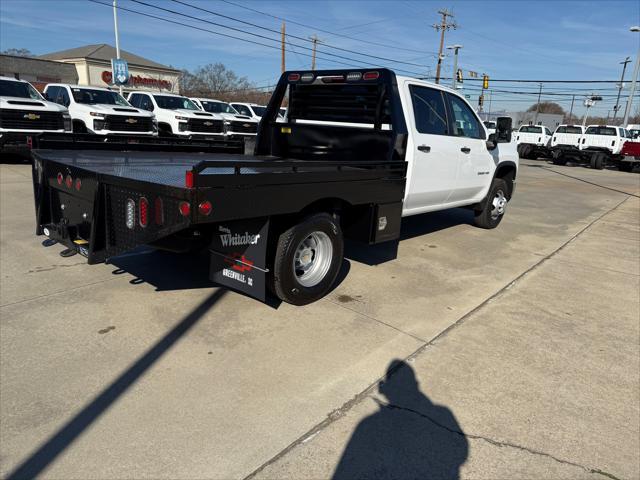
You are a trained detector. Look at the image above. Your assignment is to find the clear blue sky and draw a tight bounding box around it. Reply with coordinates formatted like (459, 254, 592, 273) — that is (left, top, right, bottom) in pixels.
(1, 0, 639, 115)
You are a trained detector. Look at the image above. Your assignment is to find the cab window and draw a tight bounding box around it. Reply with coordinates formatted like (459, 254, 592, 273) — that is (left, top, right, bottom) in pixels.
(128, 94, 140, 107)
(446, 93, 483, 139)
(139, 94, 154, 111)
(409, 85, 448, 135)
(57, 88, 70, 107)
(233, 104, 252, 116)
(545, 127, 552, 136)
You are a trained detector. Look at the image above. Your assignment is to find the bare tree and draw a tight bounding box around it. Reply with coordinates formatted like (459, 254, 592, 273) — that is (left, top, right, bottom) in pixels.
(1, 48, 34, 57)
(526, 101, 565, 115)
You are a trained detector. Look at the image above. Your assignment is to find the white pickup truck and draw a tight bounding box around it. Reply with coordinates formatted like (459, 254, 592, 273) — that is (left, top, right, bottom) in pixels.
(189, 97, 258, 138)
(1, 76, 71, 153)
(43, 84, 156, 135)
(515, 124, 552, 159)
(30, 69, 518, 305)
(127, 91, 225, 139)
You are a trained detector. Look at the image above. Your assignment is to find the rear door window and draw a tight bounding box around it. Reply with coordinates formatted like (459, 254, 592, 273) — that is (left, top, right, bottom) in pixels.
(409, 85, 448, 135)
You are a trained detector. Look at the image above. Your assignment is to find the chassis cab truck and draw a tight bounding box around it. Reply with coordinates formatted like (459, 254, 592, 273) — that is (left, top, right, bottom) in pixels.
(30, 69, 518, 305)
(516, 124, 552, 159)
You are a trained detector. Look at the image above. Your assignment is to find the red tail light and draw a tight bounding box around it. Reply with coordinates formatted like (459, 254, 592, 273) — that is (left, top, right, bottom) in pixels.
(363, 71, 379, 80)
(139, 197, 149, 227)
(75, 178, 82, 191)
(65, 175, 73, 188)
(198, 200, 212, 216)
(154, 197, 164, 225)
(288, 73, 300, 81)
(179, 201, 191, 217)
(185, 170, 194, 188)
(57, 172, 63, 185)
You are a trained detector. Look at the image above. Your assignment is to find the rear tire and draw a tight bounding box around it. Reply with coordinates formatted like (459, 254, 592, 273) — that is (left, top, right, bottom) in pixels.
(590, 153, 605, 170)
(619, 162, 634, 172)
(474, 178, 509, 229)
(552, 150, 567, 165)
(271, 213, 344, 305)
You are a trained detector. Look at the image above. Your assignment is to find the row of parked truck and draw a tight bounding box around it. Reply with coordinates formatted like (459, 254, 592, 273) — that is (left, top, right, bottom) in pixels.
(508, 121, 639, 172)
(0, 76, 289, 152)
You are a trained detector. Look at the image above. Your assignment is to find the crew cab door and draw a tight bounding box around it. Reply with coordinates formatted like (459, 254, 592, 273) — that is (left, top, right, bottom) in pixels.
(444, 92, 493, 203)
(403, 84, 460, 211)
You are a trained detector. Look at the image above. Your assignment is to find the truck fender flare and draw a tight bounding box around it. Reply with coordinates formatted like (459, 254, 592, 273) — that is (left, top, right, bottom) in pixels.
(474, 161, 517, 211)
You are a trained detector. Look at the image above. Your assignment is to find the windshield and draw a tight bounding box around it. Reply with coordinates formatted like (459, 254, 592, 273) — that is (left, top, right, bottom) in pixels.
(200, 101, 237, 114)
(556, 126, 582, 134)
(251, 106, 266, 117)
(585, 126, 616, 136)
(520, 126, 542, 133)
(154, 95, 198, 110)
(0, 79, 43, 100)
(71, 88, 129, 106)
(483, 121, 496, 128)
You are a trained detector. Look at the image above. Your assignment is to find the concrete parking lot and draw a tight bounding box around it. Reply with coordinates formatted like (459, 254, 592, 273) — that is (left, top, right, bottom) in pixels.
(1, 158, 638, 479)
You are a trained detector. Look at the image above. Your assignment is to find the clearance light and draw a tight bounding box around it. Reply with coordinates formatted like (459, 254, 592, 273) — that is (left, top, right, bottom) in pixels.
(363, 71, 380, 80)
(57, 172, 63, 185)
(154, 197, 164, 225)
(179, 201, 191, 217)
(288, 73, 301, 81)
(346, 72, 362, 81)
(198, 200, 212, 216)
(126, 199, 135, 229)
(301, 73, 314, 82)
(321, 75, 345, 83)
(139, 197, 149, 228)
(75, 178, 82, 191)
(65, 175, 73, 189)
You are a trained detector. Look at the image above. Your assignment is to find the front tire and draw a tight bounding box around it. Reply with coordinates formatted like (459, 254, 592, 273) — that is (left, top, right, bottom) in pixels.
(271, 213, 344, 305)
(474, 178, 509, 229)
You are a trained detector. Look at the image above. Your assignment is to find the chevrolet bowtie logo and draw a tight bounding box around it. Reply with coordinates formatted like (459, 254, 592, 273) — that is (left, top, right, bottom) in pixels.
(204, 121, 213, 126)
(243, 123, 250, 128)
(125, 118, 138, 124)
(24, 113, 40, 120)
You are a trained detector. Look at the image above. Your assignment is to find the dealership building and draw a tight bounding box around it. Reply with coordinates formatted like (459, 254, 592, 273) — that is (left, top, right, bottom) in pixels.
(1, 43, 181, 94)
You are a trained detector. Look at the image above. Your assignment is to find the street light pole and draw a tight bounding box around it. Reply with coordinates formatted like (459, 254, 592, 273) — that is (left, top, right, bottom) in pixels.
(622, 26, 640, 126)
(113, 0, 123, 95)
(446, 44, 463, 89)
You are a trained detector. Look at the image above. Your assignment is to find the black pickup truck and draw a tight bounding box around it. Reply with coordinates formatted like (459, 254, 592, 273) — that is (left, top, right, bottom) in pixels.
(30, 69, 410, 305)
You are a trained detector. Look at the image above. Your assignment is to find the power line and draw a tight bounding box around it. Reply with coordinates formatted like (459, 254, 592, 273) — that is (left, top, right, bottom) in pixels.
(168, 0, 434, 69)
(218, 0, 438, 56)
(87, 0, 423, 76)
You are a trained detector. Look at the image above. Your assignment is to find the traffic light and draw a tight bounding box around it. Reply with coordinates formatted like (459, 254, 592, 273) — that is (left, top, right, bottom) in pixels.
(482, 74, 489, 89)
(456, 69, 463, 83)
(478, 95, 484, 107)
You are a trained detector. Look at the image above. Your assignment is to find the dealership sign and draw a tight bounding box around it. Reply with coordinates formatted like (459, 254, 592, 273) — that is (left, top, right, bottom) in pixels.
(102, 70, 172, 90)
(111, 58, 129, 85)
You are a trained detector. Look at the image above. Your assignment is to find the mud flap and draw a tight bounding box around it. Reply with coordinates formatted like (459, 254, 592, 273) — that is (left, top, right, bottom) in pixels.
(209, 217, 270, 301)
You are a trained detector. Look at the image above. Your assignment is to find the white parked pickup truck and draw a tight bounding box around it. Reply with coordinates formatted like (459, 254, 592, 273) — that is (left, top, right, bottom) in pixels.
(551, 124, 584, 148)
(128, 91, 225, 138)
(189, 98, 258, 138)
(1, 76, 71, 152)
(515, 124, 552, 159)
(580, 125, 626, 154)
(43, 84, 156, 135)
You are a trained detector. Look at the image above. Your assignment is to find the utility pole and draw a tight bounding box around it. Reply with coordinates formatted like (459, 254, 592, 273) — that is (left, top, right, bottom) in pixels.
(112, 0, 123, 95)
(568, 95, 575, 123)
(281, 21, 286, 73)
(310, 35, 322, 70)
(446, 44, 462, 89)
(533, 82, 543, 124)
(432, 9, 457, 84)
(613, 57, 631, 121)
(622, 28, 640, 126)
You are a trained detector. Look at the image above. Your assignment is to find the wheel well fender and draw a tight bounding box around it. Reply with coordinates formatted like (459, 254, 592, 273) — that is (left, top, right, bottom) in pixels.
(494, 162, 517, 199)
(157, 122, 172, 133)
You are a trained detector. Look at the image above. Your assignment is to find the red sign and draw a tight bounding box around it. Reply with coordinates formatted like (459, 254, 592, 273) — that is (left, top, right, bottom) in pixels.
(101, 70, 171, 90)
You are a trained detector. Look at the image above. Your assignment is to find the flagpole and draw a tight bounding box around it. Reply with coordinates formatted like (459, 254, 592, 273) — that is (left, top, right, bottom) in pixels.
(113, 0, 123, 95)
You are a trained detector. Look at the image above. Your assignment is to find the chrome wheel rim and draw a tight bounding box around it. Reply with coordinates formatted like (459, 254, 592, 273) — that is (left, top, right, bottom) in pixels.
(491, 189, 507, 220)
(293, 231, 333, 287)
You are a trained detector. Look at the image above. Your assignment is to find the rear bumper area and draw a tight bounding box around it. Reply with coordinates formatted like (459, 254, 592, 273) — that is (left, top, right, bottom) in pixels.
(1, 132, 34, 153)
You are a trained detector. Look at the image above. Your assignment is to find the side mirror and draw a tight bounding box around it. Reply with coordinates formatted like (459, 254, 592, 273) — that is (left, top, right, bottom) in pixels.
(496, 116, 512, 143)
(486, 133, 497, 150)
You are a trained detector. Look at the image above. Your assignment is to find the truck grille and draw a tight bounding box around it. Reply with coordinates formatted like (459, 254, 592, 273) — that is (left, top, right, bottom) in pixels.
(104, 115, 154, 132)
(0, 109, 64, 130)
(188, 118, 224, 133)
(229, 120, 257, 134)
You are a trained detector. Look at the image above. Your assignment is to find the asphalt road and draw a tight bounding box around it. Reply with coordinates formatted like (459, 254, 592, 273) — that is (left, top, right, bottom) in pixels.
(1, 157, 638, 479)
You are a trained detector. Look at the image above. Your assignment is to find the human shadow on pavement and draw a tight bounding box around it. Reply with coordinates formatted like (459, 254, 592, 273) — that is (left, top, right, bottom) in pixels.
(333, 360, 469, 480)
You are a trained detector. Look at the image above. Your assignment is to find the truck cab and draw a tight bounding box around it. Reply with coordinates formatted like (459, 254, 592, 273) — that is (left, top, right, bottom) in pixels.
(1, 76, 71, 152)
(551, 124, 584, 148)
(190, 98, 258, 138)
(516, 124, 552, 147)
(128, 91, 224, 138)
(43, 84, 156, 135)
(581, 125, 626, 154)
